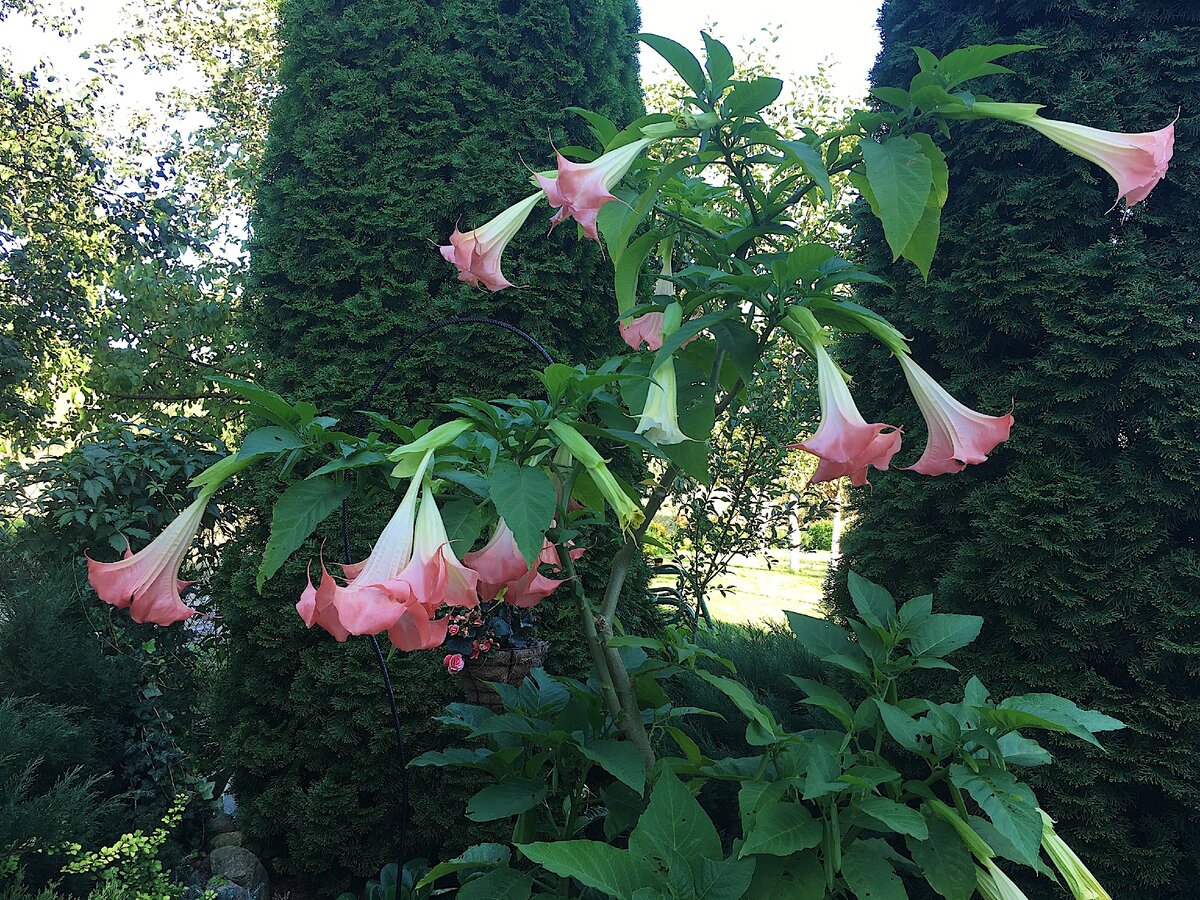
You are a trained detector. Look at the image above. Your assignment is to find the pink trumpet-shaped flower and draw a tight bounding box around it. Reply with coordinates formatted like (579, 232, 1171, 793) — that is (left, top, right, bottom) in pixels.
(463, 518, 530, 601)
(536, 139, 651, 241)
(86, 493, 210, 626)
(792, 345, 902, 487)
(619, 311, 701, 353)
(440, 192, 541, 291)
(973, 102, 1175, 207)
(388, 482, 480, 612)
(504, 540, 586, 609)
(298, 450, 434, 639)
(896, 354, 1014, 476)
(387, 595, 450, 652)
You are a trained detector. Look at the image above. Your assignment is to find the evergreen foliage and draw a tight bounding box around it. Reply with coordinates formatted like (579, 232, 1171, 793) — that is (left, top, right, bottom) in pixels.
(831, 3, 1200, 896)
(213, 0, 650, 890)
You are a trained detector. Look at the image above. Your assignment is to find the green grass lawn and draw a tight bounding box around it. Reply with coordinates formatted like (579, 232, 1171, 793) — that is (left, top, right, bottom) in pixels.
(655, 550, 831, 626)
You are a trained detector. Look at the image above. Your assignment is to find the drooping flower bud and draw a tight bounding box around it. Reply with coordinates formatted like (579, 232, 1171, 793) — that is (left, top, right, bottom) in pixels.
(546, 420, 645, 532)
(1039, 809, 1112, 900)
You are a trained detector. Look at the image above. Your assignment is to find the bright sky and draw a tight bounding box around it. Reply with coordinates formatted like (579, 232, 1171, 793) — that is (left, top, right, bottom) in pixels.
(2, 0, 885, 115)
(639, 0, 884, 100)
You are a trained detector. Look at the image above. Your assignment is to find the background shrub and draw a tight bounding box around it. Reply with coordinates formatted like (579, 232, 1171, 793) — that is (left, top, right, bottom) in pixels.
(831, 2, 1200, 896)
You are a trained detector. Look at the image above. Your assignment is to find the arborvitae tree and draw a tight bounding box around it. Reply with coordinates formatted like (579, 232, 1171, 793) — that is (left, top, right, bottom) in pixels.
(830, 3, 1200, 897)
(210, 0, 650, 891)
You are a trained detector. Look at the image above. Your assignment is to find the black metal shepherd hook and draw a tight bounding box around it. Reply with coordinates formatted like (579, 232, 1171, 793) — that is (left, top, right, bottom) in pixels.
(339, 315, 554, 878)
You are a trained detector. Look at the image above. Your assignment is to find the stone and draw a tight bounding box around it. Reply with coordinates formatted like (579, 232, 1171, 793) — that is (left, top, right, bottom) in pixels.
(210, 831, 244, 850)
(209, 846, 269, 899)
(208, 810, 238, 835)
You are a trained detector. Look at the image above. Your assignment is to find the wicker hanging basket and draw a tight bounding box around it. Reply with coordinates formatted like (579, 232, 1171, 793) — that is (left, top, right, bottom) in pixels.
(458, 640, 550, 711)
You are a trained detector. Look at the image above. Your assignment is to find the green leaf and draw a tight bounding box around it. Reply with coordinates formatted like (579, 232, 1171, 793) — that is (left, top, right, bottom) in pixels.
(440, 499, 483, 557)
(257, 477, 352, 590)
(308, 449, 389, 479)
(997, 694, 1123, 746)
(860, 135, 933, 261)
(784, 610, 860, 661)
(708, 319, 759, 386)
(417, 844, 511, 889)
(847, 571, 897, 630)
(614, 230, 661, 313)
(740, 801, 821, 857)
(518, 840, 650, 900)
(457, 868, 532, 900)
(857, 796, 928, 840)
(692, 853, 757, 900)
(787, 676, 856, 730)
(724, 77, 784, 117)
(950, 765, 1042, 867)
(874, 701, 924, 753)
(746, 854, 825, 899)
(935, 43, 1043, 89)
(696, 670, 780, 746)
(777, 140, 833, 201)
(630, 770, 722, 862)
(488, 461, 556, 565)
(567, 107, 618, 147)
(466, 779, 547, 822)
(840, 840, 907, 900)
(580, 739, 646, 795)
(997, 733, 1052, 767)
(906, 818, 976, 900)
(212, 375, 298, 426)
(238, 426, 306, 459)
(702, 32, 734, 90)
(907, 614, 983, 658)
(637, 33, 706, 97)
(898, 594, 932, 629)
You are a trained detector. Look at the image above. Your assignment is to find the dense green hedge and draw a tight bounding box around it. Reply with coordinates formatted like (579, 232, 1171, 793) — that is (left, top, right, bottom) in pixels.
(830, 2, 1200, 897)
(212, 0, 651, 892)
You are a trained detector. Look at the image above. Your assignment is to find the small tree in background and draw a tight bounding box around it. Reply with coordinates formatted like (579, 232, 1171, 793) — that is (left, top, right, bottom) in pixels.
(829, 2, 1200, 896)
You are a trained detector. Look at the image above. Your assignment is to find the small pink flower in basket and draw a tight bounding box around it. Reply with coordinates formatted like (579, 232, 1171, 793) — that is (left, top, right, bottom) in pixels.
(447, 623, 459, 636)
(443, 653, 465, 675)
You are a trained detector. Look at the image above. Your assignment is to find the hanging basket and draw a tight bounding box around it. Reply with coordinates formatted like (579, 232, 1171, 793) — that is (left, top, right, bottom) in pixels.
(458, 640, 550, 711)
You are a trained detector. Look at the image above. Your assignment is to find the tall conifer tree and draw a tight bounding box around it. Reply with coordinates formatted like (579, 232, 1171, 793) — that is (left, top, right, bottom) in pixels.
(832, 3, 1199, 896)
(210, 1, 646, 890)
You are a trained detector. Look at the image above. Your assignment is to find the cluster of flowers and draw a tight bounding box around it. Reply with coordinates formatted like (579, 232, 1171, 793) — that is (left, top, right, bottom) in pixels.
(84, 104, 1173, 638)
(86, 430, 593, 640)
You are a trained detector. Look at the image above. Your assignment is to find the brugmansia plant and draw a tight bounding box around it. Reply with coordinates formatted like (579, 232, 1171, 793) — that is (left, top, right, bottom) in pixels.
(83, 32, 1171, 899)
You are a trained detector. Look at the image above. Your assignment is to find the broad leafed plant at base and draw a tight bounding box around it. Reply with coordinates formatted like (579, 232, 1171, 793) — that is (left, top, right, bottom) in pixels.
(81, 31, 1172, 900)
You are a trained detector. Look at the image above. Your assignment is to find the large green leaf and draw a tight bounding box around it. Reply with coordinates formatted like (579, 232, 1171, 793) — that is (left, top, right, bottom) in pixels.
(257, 477, 352, 590)
(630, 770, 722, 862)
(740, 801, 821, 857)
(580, 739, 645, 795)
(440, 498, 483, 558)
(997, 694, 1124, 746)
(456, 868, 532, 900)
(847, 571, 897, 630)
(724, 77, 784, 117)
(841, 840, 907, 900)
(692, 854, 757, 900)
(466, 779, 547, 822)
(746, 854, 824, 899)
(874, 701, 924, 753)
(238, 426, 306, 459)
(519, 841, 649, 899)
(636, 33, 706, 96)
(905, 818, 976, 900)
(907, 614, 983, 658)
(860, 135, 933, 261)
(856, 796, 928, 840)
(784, 610, 859, 661)
(417, 843, 511, 889)
(701, 32, 734, 90)
(488, 461, 556, 565)
(787, 676, 856, 730)
(950, 765, 1042, 867)
(696, 670, 780, 746)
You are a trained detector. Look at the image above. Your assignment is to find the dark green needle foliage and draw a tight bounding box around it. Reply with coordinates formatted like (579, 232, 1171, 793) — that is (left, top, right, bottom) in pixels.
(829, 2, 1200, 897)
(210, 0, 652, 892)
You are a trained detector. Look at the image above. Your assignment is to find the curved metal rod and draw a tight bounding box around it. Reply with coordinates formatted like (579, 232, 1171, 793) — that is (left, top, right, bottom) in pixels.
(339, 315, 555, 877)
